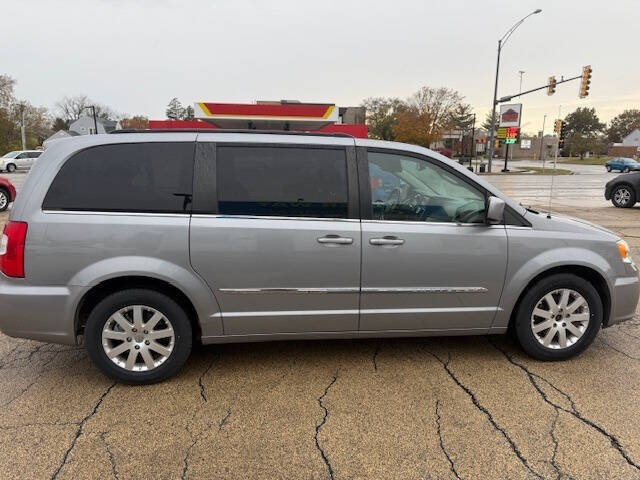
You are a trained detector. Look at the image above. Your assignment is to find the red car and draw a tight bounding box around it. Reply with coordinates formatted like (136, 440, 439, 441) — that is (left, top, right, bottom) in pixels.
(0, 176, 16, 212)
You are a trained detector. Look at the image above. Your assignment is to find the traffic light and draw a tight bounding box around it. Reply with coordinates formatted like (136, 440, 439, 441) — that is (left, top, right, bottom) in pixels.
(554, 119, 562, 134)
(558, 121, 568, 148)
(579, 65, 592, 98)
(547, 76, 556, 95)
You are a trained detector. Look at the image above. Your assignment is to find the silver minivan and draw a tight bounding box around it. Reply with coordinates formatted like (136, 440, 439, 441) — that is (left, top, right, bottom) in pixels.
(0, 131, 638, 383)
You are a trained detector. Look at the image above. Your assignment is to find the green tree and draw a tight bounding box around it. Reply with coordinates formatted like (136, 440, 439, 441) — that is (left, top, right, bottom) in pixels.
(393, 87, 463, 148)
(449, 103, 474, 131)
(481, 111, 499, 134)
(564, 107, 605, 135)
(565, 134, 596, 159)
(361, 97, 404, 140)
(607, 109, 640, 143)
(51, 117, 69, 131)
(166, 98, 186, 120)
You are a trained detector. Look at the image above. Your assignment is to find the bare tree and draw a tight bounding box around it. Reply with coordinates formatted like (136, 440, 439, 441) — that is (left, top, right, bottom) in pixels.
(55, 95, 117, 121)
(0, 75, 17, 109)
(55, 95, 91, 121)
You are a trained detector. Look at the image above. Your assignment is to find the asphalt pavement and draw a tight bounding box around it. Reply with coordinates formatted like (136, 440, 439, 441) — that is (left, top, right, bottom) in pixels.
(1, 169, 640, 479)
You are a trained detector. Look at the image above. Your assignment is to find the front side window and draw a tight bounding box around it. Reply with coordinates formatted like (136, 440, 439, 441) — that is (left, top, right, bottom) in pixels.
(43, 142, 194, 213)
(368, 151, 485, 223)
(16, 153, 29, 159)
(217, 146, 348, 218)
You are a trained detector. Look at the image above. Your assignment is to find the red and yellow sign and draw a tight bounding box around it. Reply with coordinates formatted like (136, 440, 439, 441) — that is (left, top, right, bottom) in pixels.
(195, 102, 338, 122)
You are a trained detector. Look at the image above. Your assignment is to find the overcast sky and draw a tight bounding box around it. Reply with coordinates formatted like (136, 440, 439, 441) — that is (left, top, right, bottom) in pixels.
(3, 0, 638, 134)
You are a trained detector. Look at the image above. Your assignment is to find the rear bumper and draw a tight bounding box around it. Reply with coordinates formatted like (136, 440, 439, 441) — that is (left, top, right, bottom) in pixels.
(0, 276, 79, 345)
(607, 274, 640, 327)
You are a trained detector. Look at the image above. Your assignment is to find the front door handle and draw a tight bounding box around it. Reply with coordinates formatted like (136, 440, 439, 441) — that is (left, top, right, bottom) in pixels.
(317, 235, 354, 245)
(370, 237, 405, 246)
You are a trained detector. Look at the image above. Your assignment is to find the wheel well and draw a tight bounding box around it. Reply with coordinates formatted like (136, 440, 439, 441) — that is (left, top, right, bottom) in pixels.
(75, 276, 201, 341)
(509, 265, 611, 329)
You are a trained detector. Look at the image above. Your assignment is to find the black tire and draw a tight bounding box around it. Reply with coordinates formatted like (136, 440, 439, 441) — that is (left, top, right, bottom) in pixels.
(85, 289, 193, 384)
(514, 273, 602, 361)
(0, 188, 9, 212)
(624, 166, 631, 173)
(6, 163, 16, 173)
(611, 184, 636, 208)
(606, 165, 612, 172)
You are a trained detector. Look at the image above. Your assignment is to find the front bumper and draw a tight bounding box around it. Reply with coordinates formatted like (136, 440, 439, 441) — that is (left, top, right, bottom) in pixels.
(607, 274, 640, 327)
(0, 276, 80, 345)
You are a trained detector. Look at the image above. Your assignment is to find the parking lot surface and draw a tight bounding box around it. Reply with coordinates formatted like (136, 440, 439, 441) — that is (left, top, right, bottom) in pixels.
(2, 170, 640, 479)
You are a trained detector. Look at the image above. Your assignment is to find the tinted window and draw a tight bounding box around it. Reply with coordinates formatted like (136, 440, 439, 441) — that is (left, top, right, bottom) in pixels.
(368, 151, 485, 223)
(29, 152, 42, 158)
(217, 146, 348, 218)
(43, 142, 194, 213)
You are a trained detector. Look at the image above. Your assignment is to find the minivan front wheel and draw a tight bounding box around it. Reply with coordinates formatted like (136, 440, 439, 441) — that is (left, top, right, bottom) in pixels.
(514, 274, 602, 361)
(85, 289, 192, 384)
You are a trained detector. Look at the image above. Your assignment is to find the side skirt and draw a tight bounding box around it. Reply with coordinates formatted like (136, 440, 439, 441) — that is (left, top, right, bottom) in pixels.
(200, 327, 508, 345)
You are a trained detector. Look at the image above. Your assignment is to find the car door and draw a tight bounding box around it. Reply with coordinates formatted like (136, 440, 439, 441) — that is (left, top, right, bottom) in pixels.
(359, 148, 508, 333)
(28, 151, 41, 167)
(14, 152, 29, 169)
(189, 136, 361, 336)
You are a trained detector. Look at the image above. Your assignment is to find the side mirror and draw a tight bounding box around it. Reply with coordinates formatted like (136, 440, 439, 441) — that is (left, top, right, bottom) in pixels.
(486, 196, 505, 224)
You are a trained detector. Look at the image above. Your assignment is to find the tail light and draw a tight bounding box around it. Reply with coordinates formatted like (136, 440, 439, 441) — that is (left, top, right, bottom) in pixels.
(0, 221, 28, 278)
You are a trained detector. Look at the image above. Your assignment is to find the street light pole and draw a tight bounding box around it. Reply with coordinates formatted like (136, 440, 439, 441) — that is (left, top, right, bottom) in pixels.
(487, 9, 542, 172)
(519, 70, 525, 95)
(84, 105, 98, 134)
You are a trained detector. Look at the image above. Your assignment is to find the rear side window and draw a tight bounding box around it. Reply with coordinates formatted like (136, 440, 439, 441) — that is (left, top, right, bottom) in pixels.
(43, 143, 194, 213)
(217, 146, 348, 218)
(29, 152, 42, 158)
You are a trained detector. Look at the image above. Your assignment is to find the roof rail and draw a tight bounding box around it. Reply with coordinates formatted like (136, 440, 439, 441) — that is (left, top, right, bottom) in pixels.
(110, 128, 354, 138)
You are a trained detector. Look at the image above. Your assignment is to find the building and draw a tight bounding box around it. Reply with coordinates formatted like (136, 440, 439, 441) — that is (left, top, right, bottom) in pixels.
(149, 100, 368, 138)
(608, 129, 640, 158)
(622, 129, 640, 146)
(68, 116, 120, 135)
(43, 116, 121, 148)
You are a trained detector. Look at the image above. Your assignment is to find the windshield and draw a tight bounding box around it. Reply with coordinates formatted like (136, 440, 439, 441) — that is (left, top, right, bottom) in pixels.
(2, 151, 21, 159)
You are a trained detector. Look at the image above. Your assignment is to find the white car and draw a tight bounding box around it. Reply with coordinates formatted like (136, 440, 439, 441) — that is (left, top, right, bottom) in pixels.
(0, 150, 43, 172)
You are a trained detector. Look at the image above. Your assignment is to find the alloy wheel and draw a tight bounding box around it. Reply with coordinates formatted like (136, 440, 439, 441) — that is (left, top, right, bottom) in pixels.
(102, 305, 175, 372)
(614, 187, 631, 206)
(530, 289, 590, 349)
(0, 191, 7, 210)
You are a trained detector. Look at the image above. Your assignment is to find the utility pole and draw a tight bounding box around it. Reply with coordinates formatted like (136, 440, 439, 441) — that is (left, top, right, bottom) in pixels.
(519, 71, 525, 95)
(539, 114, 546, 169)
(20, 104, 26, 150)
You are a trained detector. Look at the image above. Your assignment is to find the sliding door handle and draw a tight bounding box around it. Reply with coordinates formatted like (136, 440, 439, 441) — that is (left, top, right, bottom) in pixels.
(317, 236, 354, 245)
(370, 237, 405, 246)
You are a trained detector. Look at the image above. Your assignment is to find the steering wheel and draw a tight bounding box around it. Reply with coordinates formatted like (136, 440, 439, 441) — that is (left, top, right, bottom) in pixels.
(453, 200, 485, 224)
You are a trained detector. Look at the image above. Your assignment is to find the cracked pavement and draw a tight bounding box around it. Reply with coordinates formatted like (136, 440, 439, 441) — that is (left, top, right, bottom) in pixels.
(2, 171, 640, 479)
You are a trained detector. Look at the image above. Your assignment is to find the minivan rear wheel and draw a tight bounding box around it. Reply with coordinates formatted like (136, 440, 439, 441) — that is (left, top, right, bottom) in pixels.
(514, 273, 602, 361)
(85, 289, 192, 384)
